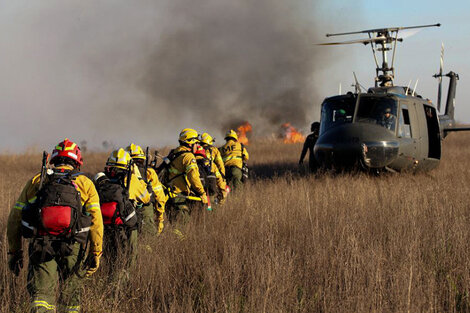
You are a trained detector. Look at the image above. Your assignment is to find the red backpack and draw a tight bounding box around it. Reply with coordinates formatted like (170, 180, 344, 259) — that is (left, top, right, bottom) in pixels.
(21, 170, 92, 244)
(94, 175, 138, 229)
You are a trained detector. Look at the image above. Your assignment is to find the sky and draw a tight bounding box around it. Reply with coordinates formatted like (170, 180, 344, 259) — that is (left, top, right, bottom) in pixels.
(0, 0, 469, 152)
(317, 0, 470, 122)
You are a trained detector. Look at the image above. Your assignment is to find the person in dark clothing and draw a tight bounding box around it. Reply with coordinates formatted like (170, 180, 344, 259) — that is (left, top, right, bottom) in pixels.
(299, 122, 320, 172)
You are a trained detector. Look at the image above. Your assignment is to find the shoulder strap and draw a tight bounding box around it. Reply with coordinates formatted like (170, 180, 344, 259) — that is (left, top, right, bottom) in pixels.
(240, 143, 246, 161)
(165, 150, 192, 184)
(137, 165, 148, 182)
(169, 150, 190, 162)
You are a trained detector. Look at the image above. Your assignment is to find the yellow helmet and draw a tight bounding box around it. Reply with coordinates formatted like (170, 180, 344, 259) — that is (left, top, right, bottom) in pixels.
(125, 143, 145, 160)
(106, 148, 131, 170)
(225, 129, 238, 141)
(179, 128, 199, 145)
(200, 132, 214, 145)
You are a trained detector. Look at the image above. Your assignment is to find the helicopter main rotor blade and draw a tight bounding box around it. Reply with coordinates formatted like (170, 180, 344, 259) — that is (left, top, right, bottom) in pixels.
(317, 36, 393, 46)
(399, 28, 422, 39)
(326, 23, 440, 37)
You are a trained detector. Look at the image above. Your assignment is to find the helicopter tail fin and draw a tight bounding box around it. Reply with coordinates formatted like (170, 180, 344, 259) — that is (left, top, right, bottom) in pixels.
(443, 71, 459, 120)
(439, 71, 464, 137)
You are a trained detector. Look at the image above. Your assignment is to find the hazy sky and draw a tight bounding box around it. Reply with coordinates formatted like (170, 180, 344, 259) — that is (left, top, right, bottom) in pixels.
(318, 0, 470, 121)
(0, 0, 469, 152)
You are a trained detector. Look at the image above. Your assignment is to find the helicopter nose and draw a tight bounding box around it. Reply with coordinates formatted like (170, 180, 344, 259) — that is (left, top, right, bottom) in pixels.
(360, 141, 399, 168)
(314, 124, 399, 169)
(315, 139, 399, 169)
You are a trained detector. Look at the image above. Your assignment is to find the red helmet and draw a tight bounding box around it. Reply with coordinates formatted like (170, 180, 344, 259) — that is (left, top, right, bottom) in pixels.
(193, 144, 207, 158)
(50, 138, 83, 165)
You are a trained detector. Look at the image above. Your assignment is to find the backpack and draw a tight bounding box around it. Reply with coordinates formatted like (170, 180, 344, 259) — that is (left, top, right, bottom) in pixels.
(156, 149, 190, 186)
(95, 175, 138, 229)
(196, 157, 217, 195)
(240, 143, 249, 182)
(21, 170, 92, 244)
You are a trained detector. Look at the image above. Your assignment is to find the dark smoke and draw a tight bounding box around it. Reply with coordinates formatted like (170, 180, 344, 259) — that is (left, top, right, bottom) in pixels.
(0, 1, 351, 151)
(139, 0, 321, 137)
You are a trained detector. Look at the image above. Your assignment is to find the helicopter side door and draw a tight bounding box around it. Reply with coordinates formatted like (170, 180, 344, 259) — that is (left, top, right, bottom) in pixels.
(392, 101, 419, 170)
(424, 105, 441, 159)
(407, 101, 423, 165)
(412, 100, 438, 169)
(418, 103, 441, 170)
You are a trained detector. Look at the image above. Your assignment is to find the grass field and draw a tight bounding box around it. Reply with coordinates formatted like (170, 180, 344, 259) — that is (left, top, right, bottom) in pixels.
(2, 134, 470, 312)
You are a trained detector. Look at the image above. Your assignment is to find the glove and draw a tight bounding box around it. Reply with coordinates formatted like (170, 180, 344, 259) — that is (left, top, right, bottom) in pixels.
(201, 194, 208, 204)
(8, 251, 23, 276)
(158, 221, 164, 234)
(85, 253, 101, 277)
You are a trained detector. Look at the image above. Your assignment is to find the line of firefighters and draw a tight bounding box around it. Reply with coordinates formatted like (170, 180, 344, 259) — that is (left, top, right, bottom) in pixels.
(6, 128, 249, 313)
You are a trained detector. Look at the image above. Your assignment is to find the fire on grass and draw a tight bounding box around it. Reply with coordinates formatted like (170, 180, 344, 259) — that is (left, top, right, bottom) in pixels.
(236, 121, 252, 145)
(233, 121, 305, 145)
(280, 123, 305, 144)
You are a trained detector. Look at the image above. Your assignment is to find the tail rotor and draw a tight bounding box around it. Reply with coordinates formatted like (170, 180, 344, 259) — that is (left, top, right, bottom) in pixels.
(434, 43, 444, 112)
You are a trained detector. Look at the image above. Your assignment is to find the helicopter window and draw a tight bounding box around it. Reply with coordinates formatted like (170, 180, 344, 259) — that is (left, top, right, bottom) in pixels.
(356, 97, 397, 132)
(398, 105, 412, 138)
(320, 97, 356, 134)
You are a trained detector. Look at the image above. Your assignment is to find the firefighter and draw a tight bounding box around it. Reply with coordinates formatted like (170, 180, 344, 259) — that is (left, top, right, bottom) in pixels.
(219, 129, 249, 190)
(94, 148, 151, 281)
(164, 128, 208, 223)
(200, 132, 228, 204)
(126, 143, 167, 235)
(6, 139, 104, 313)
(299, 121, 320, 173)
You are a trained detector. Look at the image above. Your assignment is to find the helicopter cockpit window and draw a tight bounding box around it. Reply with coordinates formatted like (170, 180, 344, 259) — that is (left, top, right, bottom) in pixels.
(320, 97, 356, 134)
(356, 97, 397, 132)
(398, 104, 412, 138)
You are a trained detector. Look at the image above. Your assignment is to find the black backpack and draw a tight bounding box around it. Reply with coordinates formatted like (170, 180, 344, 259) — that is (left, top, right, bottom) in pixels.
(196, 157, 217, 195)
(21, 170, 92, 244)
(95, 175, 138, 230)
(241, 143, 249, 182)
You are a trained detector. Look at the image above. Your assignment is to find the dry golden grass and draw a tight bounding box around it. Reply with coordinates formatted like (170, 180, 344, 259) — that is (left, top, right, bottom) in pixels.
(2, 134, 470, 312)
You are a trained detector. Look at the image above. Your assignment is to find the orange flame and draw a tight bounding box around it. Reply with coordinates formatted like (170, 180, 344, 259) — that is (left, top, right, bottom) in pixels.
(281, 123, 305, 144)
(236, 122, 252, 145)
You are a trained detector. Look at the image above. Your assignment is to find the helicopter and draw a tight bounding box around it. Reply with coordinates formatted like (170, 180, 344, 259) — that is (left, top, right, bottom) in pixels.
(313, 23, 470, 172)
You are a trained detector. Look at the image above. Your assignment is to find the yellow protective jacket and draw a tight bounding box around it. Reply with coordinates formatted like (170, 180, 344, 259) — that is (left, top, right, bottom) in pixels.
(206, 145, 226, 177)
(146, 167, 167, 222)
(126, 170, 151, 205)
(214, 165, 227, 191)
(7, 165, 104, 256)
(130, 164, 164, 222)
(219, 139, 249, 169)
(167, 146, 206, 197)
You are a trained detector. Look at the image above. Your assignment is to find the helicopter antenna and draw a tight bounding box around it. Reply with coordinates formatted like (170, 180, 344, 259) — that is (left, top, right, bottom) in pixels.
(405, 80, 412, 95)
(412, 79, 419, 97)
(433, 43, 444, 112)
(352, 72, 365, 93)
(339, 82, 342, 95)
(320, 23, 441, 87)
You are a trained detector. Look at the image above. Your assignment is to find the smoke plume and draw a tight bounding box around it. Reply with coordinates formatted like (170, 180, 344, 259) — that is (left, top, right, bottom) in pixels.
(0, 0, 342, 151)
(140, 0, 321, 138)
